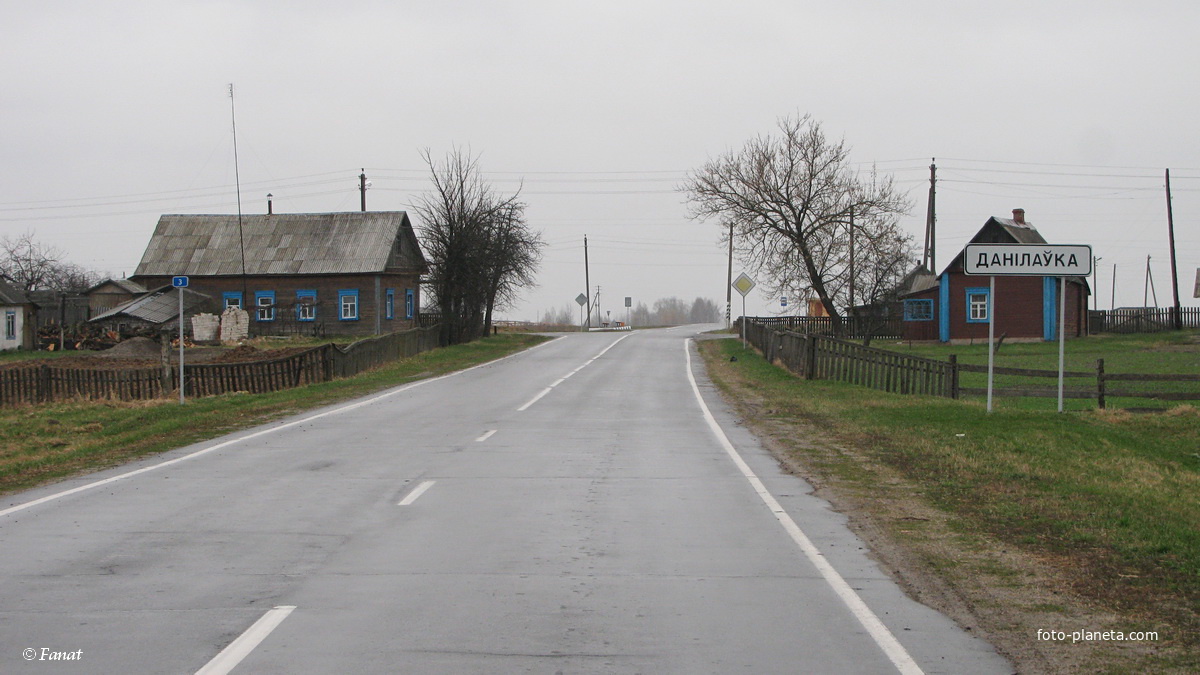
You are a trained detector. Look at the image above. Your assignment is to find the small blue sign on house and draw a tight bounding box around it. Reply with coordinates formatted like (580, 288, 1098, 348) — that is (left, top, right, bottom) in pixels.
(172, 276, 189, 288)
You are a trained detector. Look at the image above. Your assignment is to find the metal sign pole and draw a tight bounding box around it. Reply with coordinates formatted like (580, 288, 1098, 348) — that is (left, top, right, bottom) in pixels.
(178, 288, 185, 405)
(1058, 276, 1066, 413)
(741, 295, 747, 349)
(987, 275, 995, 413)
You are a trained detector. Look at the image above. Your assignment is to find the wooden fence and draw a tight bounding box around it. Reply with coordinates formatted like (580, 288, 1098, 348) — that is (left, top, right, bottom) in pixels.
(746, 315, 903, 340)
(0, 325, 441, 407)
(743, 320, 1200, 408)
(744, 320, 955, 397)
(1090, 307, 1200, 334)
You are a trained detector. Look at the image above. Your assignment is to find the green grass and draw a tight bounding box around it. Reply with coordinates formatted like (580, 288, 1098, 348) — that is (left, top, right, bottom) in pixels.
(701, 337, 1199, 668)
(0, 333, 549, 496)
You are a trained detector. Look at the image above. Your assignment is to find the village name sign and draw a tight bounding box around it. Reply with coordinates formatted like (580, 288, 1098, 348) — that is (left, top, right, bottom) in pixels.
(964, 244, 1093, 277)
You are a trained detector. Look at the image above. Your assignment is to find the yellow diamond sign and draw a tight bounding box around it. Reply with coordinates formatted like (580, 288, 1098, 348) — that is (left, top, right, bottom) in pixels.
(732, 272, 756, 297)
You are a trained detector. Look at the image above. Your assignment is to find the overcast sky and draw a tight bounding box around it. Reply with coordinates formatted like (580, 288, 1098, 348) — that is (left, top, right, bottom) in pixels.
(3, 1, 1197, 321)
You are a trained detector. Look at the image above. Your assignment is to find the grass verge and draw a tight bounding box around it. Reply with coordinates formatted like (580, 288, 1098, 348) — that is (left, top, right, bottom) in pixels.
(0, 333, 550, 496)
(699, 336, 1198, 673)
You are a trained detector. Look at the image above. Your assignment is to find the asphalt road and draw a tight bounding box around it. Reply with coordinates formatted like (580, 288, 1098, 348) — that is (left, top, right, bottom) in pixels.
(0, 326, 1011, 674)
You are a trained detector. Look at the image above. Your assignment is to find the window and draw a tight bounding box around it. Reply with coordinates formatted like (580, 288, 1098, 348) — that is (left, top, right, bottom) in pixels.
(385, 289, 395, 320)
(296, 290, 317, 322)
(4, 311, 15, 341)
(966, 287, 990, 323)
(903, 299, 933, 322)
(338, 289, 359, 321)
(222, 292, 243, 310)
(255, 291, 275, 322)
(405, 289, 414, 319)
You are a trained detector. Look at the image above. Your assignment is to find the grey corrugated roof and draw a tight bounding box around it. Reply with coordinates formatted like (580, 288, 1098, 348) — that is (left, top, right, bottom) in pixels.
(133, 212, 425, 277)
(86, 278, 147, 295)
(90, 287, 210, 324)
(0, 279, 30, 305)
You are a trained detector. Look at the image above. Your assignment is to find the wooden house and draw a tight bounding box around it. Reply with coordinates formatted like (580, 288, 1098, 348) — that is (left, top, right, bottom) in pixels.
(0, 279, 37, 351)
(900, 210, 1090, 343)
(130, 212, 428, 337)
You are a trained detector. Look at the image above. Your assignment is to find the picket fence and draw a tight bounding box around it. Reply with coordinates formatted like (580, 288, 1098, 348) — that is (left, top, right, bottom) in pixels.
(0, 326, 441, 407)
(741, 320, 1200, 408)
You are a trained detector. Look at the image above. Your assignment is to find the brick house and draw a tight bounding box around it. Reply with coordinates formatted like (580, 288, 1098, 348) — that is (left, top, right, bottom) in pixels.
(130, 212, 428, 337)
(900, 210, 1090, 343)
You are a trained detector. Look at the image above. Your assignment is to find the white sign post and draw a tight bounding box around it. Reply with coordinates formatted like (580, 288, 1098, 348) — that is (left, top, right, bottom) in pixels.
(964, 244, 1092, 413)
(575, 293, 588, 332)
(732, 272, 755, 348)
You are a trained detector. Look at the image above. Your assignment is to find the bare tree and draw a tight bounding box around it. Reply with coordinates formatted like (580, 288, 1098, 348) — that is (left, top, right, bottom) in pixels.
(0, 233, 102, 292)
(412, 148, 542, 345)
(683, 114, 913, 325)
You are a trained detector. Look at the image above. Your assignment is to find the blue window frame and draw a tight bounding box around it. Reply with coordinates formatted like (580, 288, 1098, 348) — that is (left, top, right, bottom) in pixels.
(966, 287, 990, 323)
(903, 299, 934, 321)
(405, 289, 414, 319)
(296, 290, 317, 322)
(222, 292, 243, 310)
(4, 310, 15, 341)
(338, 289, 359, 321)
(385, 289, 395, 320)
(254, 291, 275, 322)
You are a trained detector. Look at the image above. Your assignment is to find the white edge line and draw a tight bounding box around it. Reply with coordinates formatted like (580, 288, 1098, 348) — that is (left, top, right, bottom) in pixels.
(397, 480, 436, 506)
(195, 605, 296, 675)
(475, 429, 498, 442)
(683, 339, 924, 675)
(0, 336, 563, 520)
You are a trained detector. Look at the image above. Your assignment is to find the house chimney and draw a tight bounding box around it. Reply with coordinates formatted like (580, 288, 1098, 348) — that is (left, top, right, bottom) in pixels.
(1012, 208, 1025, 225)
(267, 193, 274, 215)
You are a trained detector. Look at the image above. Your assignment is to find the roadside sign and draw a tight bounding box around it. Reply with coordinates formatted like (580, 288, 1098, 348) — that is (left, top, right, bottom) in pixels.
(172, 275, 189, 288)
(781, 297, 788, 307)
(575, 293, 588, 306)
(732, 272, 755, 297)
(963, 242, 1093, 414)
(624, 296, 632, 308)
(963, 244, 1092, 276)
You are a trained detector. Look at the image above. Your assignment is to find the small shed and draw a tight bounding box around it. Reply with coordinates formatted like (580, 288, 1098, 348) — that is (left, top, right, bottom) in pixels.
(0, 279, 37, 351)
(87, 278, 148, 316)
(89, 286, 211, 337)
(901, 210, 1090, 343)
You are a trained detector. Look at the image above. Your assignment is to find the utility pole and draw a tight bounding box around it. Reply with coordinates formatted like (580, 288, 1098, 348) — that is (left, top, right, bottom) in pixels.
(924, 159, 937, 271)
(1165, 169, 1182, 329)
(848, 204, 856, 312)
(584, 235, 591, 330)
(229, 84, 247, 306)
(359, 169, 368, 212)
(726, 220, 734, 328)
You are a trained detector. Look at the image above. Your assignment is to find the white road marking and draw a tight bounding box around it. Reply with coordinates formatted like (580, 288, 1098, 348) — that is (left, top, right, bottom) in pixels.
(0, 337, 562, 520)
(684, 340, 924, 675)
(398, 480, 436, 506)
(517, 387, 553, 411)
(475, 430, 498, 442)
(516, 333, 631, 411)
(195, 605, 296, 675)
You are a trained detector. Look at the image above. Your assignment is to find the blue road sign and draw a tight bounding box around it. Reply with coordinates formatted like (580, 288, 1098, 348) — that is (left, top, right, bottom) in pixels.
(781, 297, 788, 307)
(172, 276, 189, 288)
